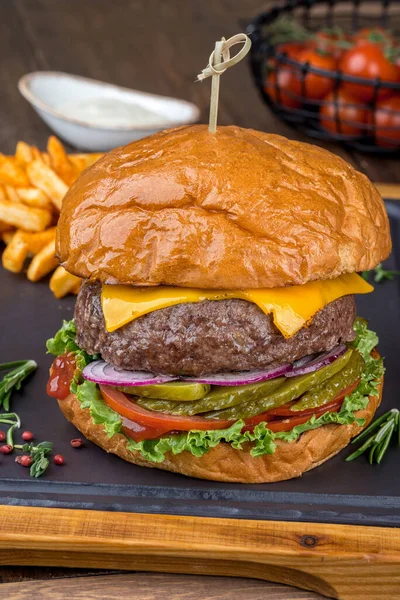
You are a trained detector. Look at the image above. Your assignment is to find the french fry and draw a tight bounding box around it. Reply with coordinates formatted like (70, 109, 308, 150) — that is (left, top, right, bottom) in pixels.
(50, 266, 81, 299)
(16, 187, 52, 209)
(5, 185, 21, 204)
(2, 230, 15, 245)
(0, 198, 52, 232)
(48, 136, 80, 186)
(0, 154, 30, 187)
(2, 231, 29, 272)
(31, 147, 44, 162)
(26, 239, 58, 282)
(0, 220, 13, 234)
(1, 226, 56, 264)
(26, 160, 68, 211)
(15, 141, 33, 166)
(42, 152, 51, 166)
(69, 153, 103, 171)
(1, 139, 104, 294)
(23, 227, 56, 254)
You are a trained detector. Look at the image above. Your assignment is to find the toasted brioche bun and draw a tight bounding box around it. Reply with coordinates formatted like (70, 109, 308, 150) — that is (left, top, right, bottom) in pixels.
(58, 370, 383, 484)
(56, 125, 391, 289)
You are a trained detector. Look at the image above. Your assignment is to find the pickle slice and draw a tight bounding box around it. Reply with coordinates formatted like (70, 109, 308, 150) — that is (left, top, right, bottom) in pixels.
(118, 382, 210, 401)
(290, 350, 364, 412)
(205, 349, 354, 421)
(135, 377, 285, 415)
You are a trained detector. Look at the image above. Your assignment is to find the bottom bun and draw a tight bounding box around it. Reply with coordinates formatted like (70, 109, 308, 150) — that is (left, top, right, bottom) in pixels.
(58, 373, 383, 484)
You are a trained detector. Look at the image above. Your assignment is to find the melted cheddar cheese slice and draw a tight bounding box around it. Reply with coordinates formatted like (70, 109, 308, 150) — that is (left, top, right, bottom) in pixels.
(101, 273, 373, 338)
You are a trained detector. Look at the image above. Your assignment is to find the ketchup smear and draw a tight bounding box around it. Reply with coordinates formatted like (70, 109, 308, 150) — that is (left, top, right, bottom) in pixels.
(47, 353, 76, 400)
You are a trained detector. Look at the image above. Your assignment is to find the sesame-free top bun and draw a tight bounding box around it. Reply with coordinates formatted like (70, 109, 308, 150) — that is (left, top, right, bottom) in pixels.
(58, 372, 382, 483)
(56, 125, 391, 289)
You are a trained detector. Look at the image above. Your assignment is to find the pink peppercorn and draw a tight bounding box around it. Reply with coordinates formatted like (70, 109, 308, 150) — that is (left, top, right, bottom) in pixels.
(53, 454, 65, 466)
(19, 455, 33, 468)
(0, 445, 13, 455)
(0, 431, 5, 442)
(21, 431, 34, 442)
(70, 438, 83, 448)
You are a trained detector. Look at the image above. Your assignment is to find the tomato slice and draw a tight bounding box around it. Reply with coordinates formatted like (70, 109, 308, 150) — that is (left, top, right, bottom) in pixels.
(242, 399, 343, 433)
(268, 400, 345, 432)
(266, 379, 360, 417)
(100, 385, 234, 431)
(121, 417, 173, 443)
(266, 413, 319, 432)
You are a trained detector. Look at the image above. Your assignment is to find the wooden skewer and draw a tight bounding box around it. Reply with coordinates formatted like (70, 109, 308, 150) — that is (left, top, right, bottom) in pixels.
(197, 33, 251, 133)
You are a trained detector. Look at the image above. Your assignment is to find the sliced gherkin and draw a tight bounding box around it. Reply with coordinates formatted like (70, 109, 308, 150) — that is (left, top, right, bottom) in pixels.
(205, 349, 354, 421)
(117, 382, 210, 401)
(290, 350, 364, 412)
(135, 376, 286, 415)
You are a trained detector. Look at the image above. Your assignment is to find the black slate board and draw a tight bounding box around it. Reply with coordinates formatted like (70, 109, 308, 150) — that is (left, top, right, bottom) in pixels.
(0, 202, 399, 527)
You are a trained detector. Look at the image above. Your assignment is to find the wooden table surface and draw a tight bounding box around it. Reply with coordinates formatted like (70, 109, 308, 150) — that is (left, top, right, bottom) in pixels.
(1, 1, 398, 598)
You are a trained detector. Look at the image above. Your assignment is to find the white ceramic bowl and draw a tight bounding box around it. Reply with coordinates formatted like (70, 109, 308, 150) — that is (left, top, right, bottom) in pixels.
(18, 71, 201, 151)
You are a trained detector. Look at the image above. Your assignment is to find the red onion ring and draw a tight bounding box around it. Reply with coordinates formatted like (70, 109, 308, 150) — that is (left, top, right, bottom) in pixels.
(180, 363, 291, 386)
(285, 344, 347, 377)
(82, 361, 178, 386)
(82, 345, 347, 387)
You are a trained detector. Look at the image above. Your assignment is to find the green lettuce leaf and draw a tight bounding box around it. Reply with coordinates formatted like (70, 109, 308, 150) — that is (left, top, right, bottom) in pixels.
(49, 317, 384, 463)
(46, 319, 77, 355)
(76, 380, 122, 437)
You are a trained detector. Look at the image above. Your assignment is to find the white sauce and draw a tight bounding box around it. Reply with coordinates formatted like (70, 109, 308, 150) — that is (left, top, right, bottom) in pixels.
(57, 97, 168, 127)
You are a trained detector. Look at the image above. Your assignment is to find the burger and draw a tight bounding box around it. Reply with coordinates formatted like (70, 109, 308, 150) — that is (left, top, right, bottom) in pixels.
(46, 125, 391, 483)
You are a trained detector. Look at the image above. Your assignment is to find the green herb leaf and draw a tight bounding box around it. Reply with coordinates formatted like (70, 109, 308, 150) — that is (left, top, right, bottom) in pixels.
(15, 441, 54, 478)
(0, 360, 37, 410)
(0, 413, 21, 447)
(362, 263, 400, 283)
(346, 409, 399, 464)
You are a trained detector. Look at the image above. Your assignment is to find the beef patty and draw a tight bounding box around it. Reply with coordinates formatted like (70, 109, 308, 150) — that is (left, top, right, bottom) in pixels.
(74, 282, 356, 376)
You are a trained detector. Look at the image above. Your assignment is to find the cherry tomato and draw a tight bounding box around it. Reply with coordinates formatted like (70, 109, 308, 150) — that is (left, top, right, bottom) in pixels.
(368, 95, 400, 147)
(275, 42, 305, 61)
(339, 43, 399, 101)
(353, 27, 396, 48)
(100, 385, 234, 431)
(296, 49, 337, 100)
(309, 30, 351, 60)
(319, 90, 367, 135)
(264, 67, 302, 108)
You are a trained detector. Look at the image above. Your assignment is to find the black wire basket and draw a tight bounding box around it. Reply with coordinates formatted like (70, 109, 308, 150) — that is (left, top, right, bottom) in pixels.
(247, 0, 400, 153)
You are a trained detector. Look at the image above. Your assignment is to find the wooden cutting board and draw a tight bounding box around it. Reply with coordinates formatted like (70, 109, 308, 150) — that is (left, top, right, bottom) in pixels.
(1, 505, 400, 599)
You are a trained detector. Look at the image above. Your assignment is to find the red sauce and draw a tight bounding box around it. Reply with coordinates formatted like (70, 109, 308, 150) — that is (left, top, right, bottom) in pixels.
(47, 353, 76, 400)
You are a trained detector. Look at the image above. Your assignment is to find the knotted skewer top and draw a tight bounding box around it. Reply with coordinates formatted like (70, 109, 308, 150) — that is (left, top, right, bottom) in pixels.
(197, 33, 252, 133)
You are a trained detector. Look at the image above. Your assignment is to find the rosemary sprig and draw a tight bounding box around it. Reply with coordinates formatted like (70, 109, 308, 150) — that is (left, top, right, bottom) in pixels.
(262, 15, 312, 46)
(362, 263, 400, 283)
(0, 360, 37, 410)
(0, 412, 21, 445)
(346, 409, 400, 464)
